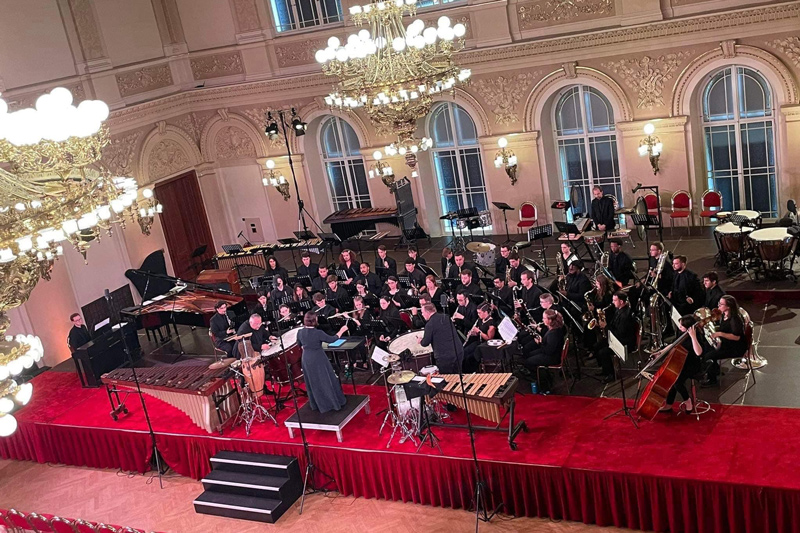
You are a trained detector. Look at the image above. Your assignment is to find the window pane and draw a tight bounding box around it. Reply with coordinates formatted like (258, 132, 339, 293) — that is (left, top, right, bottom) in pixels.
(453, 105, 478, 145)
(340, 120, 361, 156)
(585, 88, 615, 133)
(320, 0, 341, 24)
(271, 0, 296, 32)
(296, 0, 319, 28)
(433, 152, 458, 190)
(703, 69, 734, 122)
(589, 135, 618, 179)
(326, 162, 348, 197)
(431, 104, 454, 147)
(460, 149, 484, 189)
(320, 118, 342, 158)
(555, 88, 583, 136)
(738, 67, 772, 119)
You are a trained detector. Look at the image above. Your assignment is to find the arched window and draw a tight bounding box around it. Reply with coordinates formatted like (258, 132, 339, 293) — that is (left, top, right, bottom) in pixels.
(553, 86, 621, 220)
(428, 102, 488, 229)
(319, 116, 372, 211)
(270, 0, 341, 32)
(702, 66, 777, 218)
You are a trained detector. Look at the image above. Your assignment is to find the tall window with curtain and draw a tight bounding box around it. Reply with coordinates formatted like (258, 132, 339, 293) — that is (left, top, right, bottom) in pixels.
(554, 86, 622, 220)
(702, 66, 777, 219)
(319, 116, 372, 212)
(428, 102, 489, 230)
(270, 0, 342, 33)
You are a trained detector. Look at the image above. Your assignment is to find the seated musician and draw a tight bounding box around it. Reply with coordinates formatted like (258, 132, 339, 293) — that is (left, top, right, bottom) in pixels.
(254, 291, 272, 323)
(311, 292, 336, 319)
(703, 271, 726, 310)
(530, 293, 562, 325)
(590, 185, 616, 233)
(325, 274, 349, 310)
(421, 275, 444, 309)
(517, 270, 542, 314)
(464, 303, 497, 373)
(594, 291, 638, 383)
(348, 295, 373, 334)
(506, 253, 525, 288)
(458, 269, 483, 298)
(608, 239, 635, 288)
(490, 274, 514, 316)
(409, 292, 433, 329)
(276, 303, 300, 329)
(669, 255, 704, 316)
(311, 264, 330, 293)
(420, 303, 463, 374)
(297, 252, 319, 284)
(376, 245, 397, 280)
(377, 295, 407, 348)
(270, 275, 290, 306)
(209, 301, 236, 357)
(701, 295, 748, 387)
(292, 283, 310, 305)
(402, 258, 426, 291)
(557, 243, 578, 274)
(357, 262, 383, 294)
(407, 246, 427, 267)
(561, 261, 592, 318)
(523, 309, 566, 392)
(453, 251, 479, 280)
(235, 314, 270, 358)
(67, 312, 92, 353)
(441, 247, 456, 279)
(495, 244, 511, 277)
(265, 256, 289, 285)
(338, 249, 359, 284)
(355, 279, 377, 302)
(659, 314, 708, 414)
(381, 275, 402, 300)
(452, 291, 478, 336)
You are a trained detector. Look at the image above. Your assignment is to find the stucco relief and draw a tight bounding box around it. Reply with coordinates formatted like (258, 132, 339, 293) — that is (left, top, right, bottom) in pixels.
(766, 36, 800, 67)
(147, 139, 190, 180)
(116, 65, 173, 97)
(5, 84, 86, 112)
(240, 106, 310, 148)
(172, 112, 214, 146)
(191, 52, 244, 80)
(518, 0, 613, 30)
(603, 52, 691, 109)
(68, 0, 105, 60)
(214, 126, 258, 160)
(276, 39, 327, 68)
(233, 0, 261, 31)
(103, 131, 142, 176)
(473, 72, 538, 125)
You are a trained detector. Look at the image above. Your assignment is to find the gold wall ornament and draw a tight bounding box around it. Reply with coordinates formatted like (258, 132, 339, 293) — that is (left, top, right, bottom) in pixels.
(0, 128, 108, 176)
(262, 160, 291, 201)
(603, 52, 691, 109)
(473, 72, 538, 125)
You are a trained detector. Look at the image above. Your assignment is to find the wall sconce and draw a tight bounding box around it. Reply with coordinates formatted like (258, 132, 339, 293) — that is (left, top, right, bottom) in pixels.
(638, 123, 663, 175)
(262, 159, 291, 201)
(369, 151, 397, 192)
(494, 137, 518, 185)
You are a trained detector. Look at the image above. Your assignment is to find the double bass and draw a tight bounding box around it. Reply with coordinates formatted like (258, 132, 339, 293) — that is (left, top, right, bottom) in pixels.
(635, 308, 721, 421)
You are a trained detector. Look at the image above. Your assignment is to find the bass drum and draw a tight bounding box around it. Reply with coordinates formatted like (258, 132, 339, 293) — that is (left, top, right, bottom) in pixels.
(388, 330, 433, 372)
(261, 327, 303, 384)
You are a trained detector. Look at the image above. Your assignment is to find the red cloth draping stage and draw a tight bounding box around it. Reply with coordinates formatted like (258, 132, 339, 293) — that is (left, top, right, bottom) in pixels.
(3, 371, 800, 533)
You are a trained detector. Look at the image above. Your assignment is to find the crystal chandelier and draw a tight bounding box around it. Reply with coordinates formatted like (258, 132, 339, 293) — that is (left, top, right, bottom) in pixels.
(0, 87, 161, 436)
(316, 0, 470, 161)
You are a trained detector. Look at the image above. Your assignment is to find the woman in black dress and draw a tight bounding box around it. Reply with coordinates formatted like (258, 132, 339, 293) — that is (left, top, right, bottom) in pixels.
(297, 311, 349, 414)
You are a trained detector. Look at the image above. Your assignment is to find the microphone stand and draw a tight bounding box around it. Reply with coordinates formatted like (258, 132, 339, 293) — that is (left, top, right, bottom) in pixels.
(103, 289, 165, 488)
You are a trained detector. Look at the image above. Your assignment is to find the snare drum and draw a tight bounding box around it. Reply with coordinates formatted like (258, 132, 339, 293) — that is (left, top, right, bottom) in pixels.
(582, 230, 605, 245)
(474, 243, 496, 267)
(478, 210, 492, 227)
(748, 227, 797, 262)
(261, 327, 303, 384)
(388, 331, 433, 371)
(714, 222, 754, 253)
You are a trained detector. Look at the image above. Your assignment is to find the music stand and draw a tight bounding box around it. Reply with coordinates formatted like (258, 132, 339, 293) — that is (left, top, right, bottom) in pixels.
(603, 331, 638, 428)
(492, 202, 514, 243)
(631, 214, 660, 256)
(221, 244, 246, 288)
(551, 199, 572, 221)
(528, 224, 554, 275)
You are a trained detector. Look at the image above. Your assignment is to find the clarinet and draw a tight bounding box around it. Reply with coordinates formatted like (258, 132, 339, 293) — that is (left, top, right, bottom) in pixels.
(463, 318, 480, 346)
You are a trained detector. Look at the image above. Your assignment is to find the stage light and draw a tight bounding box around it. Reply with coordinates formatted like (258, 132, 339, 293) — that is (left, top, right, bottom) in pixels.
(264, 112, 279, 139)
(290, 109, 307, 136)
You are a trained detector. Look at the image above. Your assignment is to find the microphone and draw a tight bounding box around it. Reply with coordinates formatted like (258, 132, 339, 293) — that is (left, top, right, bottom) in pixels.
(440, 293, 449, 309)
(237, 230, 244, 238)
(632, 183, 643, 194)
(104, 289, 111, 301)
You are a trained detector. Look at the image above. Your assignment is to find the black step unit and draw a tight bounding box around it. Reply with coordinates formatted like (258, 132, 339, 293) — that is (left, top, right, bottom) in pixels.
(195, 451, 303, 524)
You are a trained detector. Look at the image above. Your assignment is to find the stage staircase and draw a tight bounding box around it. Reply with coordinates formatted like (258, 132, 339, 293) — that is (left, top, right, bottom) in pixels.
(194, 450, 303, 523)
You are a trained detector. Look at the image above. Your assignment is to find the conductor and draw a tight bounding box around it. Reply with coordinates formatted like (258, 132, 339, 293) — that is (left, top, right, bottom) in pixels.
(297, 311, 350, 414)
(419, 303, 464, 374)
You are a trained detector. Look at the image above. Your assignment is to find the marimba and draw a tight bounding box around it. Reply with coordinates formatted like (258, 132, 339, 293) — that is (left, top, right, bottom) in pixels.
(102, 365, 239, 434)
(433, 372, 526, 450)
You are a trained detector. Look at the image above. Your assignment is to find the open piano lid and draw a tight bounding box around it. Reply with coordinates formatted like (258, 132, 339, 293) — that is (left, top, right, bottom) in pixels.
(125, 250, 174, 300)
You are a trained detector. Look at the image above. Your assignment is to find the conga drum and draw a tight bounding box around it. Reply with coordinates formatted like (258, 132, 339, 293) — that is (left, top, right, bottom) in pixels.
(241, 357, 266, 399)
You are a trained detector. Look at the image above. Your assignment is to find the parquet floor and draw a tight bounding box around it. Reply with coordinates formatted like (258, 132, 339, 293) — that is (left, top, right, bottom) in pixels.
(0, 459, 631, 533)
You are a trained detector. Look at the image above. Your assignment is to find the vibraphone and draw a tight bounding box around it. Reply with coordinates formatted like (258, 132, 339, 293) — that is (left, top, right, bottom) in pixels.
(323, 207, 400, 242)
(433, 373, 526, 450)
(213, 239, 326, 270)
(102, 365, 239, 434)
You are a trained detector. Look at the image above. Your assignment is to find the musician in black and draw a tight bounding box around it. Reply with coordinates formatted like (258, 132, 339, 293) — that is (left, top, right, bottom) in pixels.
(311, 292, 336, 318)
(529, 293, 563, 326)
(338, 249, 359, 284)
(407, 246, 427, 267)
(276, 303, 301, 329)
(562, 261, 592, 314)
(595, 291, 638, 383)
(453, 251, 479, 280)
(421, 275, 445, 309)
(452, 291, 478, 335)
(355, 279, 377, 304)
(209, 301, 236, 357)
(235, 314, 270, 357)
(660, 314, 708, 414)
(463, 303, 497, 373)
(702, 295, 748, 387)
(265, 256, 289, 285)
(420, 303, 463, 374)
(376, 245, 397, 280)
(458, 269, 483, 298)
(523, 309, 567, 391)
(669, 255, 704, 316)
(377, 295, 407, 348)
(608, 239, 635, 287)
(402, 258, 426, 291)
(703, 271, 726, 310)
(292, 283, 311, 305)
(325, 275, 349, 310)
(297, 252, 319, 283)
(381, 275, 402, 300)
(490, 275, 514, 316)
(270, 275, 290, 306)
(441, 247, 456, 279)
(357, 262, 382, 294)
(590, 185, 616, 232)
(517, 270, 542, 314)
(311, 264, 330, 293)
(409, 292, 433, 329)
(347, 295, 373, 334)
(506, 253, 526, 288)
(67, 313, 92, 353)
(254, 291, 272, 323)
(648, 242, 674, 295)
(495, 244, 511, 276)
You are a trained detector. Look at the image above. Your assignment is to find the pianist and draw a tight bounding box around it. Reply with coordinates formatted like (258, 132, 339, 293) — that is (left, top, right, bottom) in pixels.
(235, 314, 270, 357)
(210, 301, 236, 357)
(67, 313, 92, 353)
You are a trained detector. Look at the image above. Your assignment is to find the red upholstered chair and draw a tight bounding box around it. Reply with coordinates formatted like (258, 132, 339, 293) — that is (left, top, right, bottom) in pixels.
(27, 512, 54, 532)
(96, 524, 120, 533)
(516, 202, 537, 232)
(669, 190, 692, 233)
(50, 516, 80, 533)
(536, 337, 570, 394)
(399, 311, 413, 330)
(6, 509, 33, 532)
(643, 192, 660, 215)
(74, 518, 99, 533)
(0, 509, 26, 533)
(699, 190, 723, 225)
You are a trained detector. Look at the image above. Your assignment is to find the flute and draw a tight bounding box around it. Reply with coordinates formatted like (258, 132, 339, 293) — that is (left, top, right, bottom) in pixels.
(463, 318, 480, 346)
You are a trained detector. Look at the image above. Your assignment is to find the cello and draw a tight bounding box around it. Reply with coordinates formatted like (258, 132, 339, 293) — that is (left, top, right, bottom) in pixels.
(635, 308, 721, 420)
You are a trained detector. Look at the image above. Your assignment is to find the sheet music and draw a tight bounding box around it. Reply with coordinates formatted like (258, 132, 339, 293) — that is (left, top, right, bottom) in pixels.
(608, 331, 627, 362)
(498, 316, 518, 344)
(411, 376, 444, 384)
(94, 318, 110, 331)
(372, 346, 391, 367)
(671, 306, 682, 328)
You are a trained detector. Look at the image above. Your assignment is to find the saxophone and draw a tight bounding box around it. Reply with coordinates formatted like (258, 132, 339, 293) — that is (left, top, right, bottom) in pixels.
(506, 264, 512, 285)
(556, 252, 566, 291)
(582, 288, 596, 323)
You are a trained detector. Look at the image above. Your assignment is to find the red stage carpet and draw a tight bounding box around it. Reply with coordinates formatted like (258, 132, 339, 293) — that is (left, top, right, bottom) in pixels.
(3, 371, 800, 533)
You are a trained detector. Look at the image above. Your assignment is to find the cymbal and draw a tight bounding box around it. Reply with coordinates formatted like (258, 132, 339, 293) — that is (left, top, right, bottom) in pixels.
(583, 230, 604, 238)
(466, 242, 493, 253)
(387, 370, 416, 385)
(383, 354, 400, 364)
(209, 358, 235, 370)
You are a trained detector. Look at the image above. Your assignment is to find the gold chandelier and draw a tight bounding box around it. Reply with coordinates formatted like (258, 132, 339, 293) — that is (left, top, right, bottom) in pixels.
(317, 0, 469, 159)
(0, 87, 161, 436)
